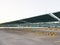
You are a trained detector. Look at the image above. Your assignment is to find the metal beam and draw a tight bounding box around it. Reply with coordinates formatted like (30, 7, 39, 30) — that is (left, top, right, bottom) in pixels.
(49, 13, 60, 21)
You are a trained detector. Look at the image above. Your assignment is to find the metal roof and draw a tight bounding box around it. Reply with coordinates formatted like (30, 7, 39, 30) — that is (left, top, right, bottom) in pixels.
(1, 11, 60, 24)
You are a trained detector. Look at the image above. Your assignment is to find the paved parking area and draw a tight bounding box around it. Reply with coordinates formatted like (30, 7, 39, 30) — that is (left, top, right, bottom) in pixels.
(0, 30, 60, 45)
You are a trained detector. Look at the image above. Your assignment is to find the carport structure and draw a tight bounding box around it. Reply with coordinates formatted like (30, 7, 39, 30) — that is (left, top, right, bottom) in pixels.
(0, 11, 60, 27)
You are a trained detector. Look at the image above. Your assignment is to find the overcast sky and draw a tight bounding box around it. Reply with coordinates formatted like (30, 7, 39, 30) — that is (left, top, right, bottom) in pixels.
(0, 0, 60, 23)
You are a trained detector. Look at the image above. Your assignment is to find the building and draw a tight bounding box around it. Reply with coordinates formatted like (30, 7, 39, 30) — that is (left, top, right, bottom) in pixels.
(0, 11, 60, 27)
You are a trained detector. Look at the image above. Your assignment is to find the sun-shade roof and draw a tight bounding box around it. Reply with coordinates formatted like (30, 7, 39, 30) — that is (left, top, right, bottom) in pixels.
(0, 11, 60, 24)
(21, 14, 58, 23)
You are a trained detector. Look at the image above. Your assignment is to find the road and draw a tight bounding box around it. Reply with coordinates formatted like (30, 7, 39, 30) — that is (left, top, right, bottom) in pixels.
(0, 30, 60, 45)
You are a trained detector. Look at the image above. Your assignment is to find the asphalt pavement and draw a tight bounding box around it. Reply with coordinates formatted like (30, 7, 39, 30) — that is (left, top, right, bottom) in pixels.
(0, 30, 60, 45)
